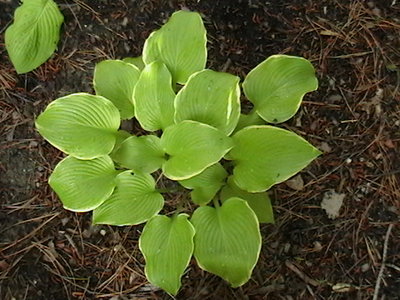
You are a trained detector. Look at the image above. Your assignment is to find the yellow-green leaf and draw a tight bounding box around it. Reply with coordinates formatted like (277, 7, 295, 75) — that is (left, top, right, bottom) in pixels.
(243, 55, 318, 123)
(5, 0, 64, 74)
(191, 197, 261, 287)
(139, 214, 195, 295)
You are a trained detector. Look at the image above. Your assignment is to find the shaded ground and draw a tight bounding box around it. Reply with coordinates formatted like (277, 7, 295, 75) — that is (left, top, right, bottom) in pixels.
(1, 0, 399, 299)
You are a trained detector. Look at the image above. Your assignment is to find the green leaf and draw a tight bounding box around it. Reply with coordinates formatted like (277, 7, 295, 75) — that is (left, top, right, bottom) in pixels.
(234, 110, 265, 133)
(110, 130, 131, 156)
(175, 69, 240, 135)
(133, 61, 175, 131)
(143, 10, 207, 84)
(139, 214, 195, 295)
(93, 60, 140, 119)
(111, 135, 165, 173)
(243, 55, 318, 123)
(93, 171, 163, 225)
(179, 163, 228, 206)
(49, 156, 118, 212)
(191, 197, 261, 287)
(35, 93, 120, 159)
(229, 125, 321, 192)
(123, 56, 145, 71)
(220, 177, 274, 223)
(161, 121, 233, 180)
(5, 0, 64, 74)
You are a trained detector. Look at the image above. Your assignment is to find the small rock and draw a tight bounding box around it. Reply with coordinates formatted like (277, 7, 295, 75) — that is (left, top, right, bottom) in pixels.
(328, 94, 342, 102)
(361, 263, 370, 272)
(313, 241, 323, 252)
(319, 142, 332, 153)
(100, 229, 107, 236)
(286, 175, 304, 191)
(321, 190, 345, 219)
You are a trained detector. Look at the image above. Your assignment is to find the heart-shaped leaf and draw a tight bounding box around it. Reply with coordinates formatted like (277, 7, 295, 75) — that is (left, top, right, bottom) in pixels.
(191, 197, 261, 287)
(35, 93, 120, 159)
(5, 0, 64, 74)
(134, 61, 175, 131)
(49, 156, 118, 212)
(161, 121, 233, 180)
(220, 177, 274, 223)
(111, 135, 165, 174)
(143, 10, 207, 84)
(179, 163, 228, 206)
(139, 214, 195, 295)
(93, 171, 164, 225)
(229, 126, 321, 192)
(175, 69, 240, 135)
(123, 56, 145, 71)
(93, 60, 140, 119)
(243, 55, 318, 123)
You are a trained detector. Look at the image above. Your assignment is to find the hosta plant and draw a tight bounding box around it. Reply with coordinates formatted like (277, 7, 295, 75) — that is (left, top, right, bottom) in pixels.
(35, 10, 320, 295)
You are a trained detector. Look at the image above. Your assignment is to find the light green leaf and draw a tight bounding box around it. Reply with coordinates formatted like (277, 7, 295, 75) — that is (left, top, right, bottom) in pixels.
(161, 121, 233, 180)
(5, 0, 63, 74)
(143, 10, 207, 84)
(111, 135, 165, 173)
(175, 69, 240, 135)
(139, 214, 195, 295)
(229, 126, 321, 192)
(35, 93, 120, 159)
(93, 171, 163, 225)
(234, 110, 265, 133)
(123, 56, 145, 70)
(191, 197, 261, 287)
(93, 59, 140, 119)
(110, 130, 131, 156)
(49, 156, 118, 212)
(134, 61, 175, 131)
(220, 177, 274, 223)
(243, 55, 318, 123)
(179, 163, 228, 206)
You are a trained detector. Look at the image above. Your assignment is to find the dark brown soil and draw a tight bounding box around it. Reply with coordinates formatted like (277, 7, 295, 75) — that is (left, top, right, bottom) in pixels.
(1, 0, 399, 299)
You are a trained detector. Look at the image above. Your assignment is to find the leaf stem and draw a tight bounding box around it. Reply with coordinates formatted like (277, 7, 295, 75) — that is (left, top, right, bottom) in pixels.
(213, 197, 220, 208)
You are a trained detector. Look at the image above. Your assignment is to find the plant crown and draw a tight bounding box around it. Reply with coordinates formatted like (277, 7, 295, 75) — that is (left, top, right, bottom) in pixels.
(35, 10, 321, 295)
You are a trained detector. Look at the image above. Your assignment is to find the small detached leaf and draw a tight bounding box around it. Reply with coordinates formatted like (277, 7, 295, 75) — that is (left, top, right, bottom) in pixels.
(35, 93, 120, 159)
(175, 69, 241, 135)
(228, 126, 321, 193)
(94, 59, 141, 119)
(111, 135, 165, 174)
(93, 171, 164, 225)
(134, 61, 175, 131)
(143, 10, 207, 84)
(220, 177, 274, 223)
(243, 55, 318, 123)
(139, 214, 195, 295)
(191, 197, 261, 287)
(5, 0, 64, 74)
(179, 163, 228, 206)
(161, 121, 233, 180)
(123, 56, 145, 71)
(49, 156, 118, 212)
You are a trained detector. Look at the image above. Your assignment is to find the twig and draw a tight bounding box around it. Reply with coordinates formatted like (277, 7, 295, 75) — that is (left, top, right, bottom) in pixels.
(372, 224, 394, 300)
(285, 260, 319, 287)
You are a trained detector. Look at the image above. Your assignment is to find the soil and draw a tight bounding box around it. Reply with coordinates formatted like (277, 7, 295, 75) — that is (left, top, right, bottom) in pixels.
(1, 0, 399, 299)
